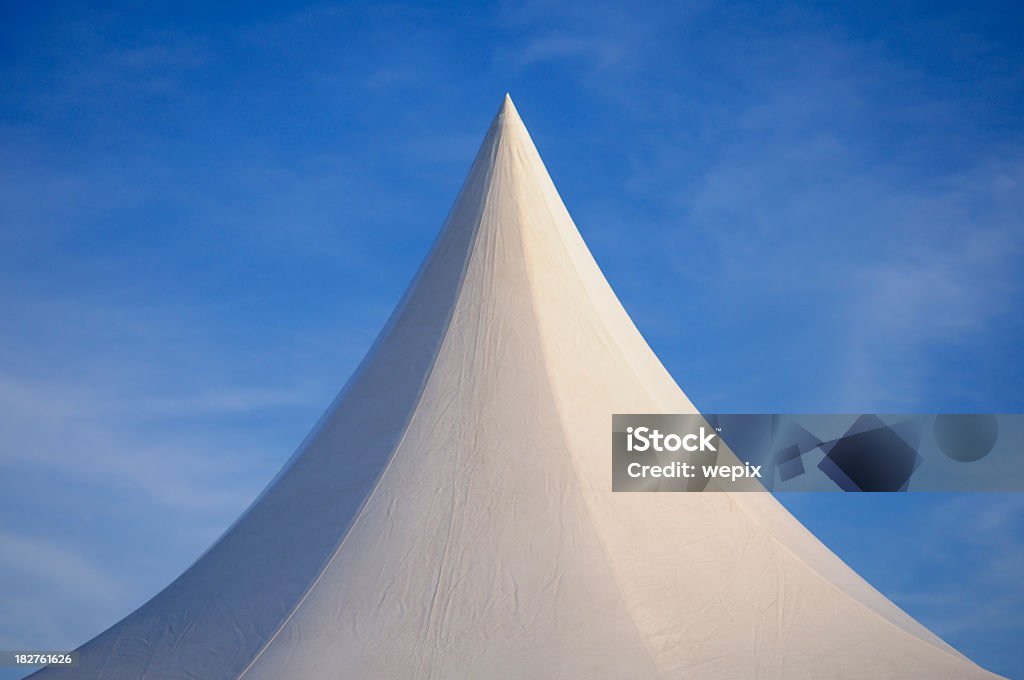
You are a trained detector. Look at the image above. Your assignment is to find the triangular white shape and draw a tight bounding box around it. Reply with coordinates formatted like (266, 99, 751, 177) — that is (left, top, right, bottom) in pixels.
(32, 95, 1000, 679)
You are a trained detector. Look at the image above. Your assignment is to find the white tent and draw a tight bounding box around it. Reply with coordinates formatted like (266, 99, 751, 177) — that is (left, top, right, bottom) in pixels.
(32, 95, 999, 679)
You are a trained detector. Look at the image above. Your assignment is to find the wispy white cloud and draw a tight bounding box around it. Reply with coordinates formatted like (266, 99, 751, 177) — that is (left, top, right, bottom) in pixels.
(0, 530, 125, 649)
(0, 530, 120, 602)
(497, 0, 674, 77)
(894, 495, 1024, 640)
(2, 12, 212, 114)
(0, 290, 343, 656)
(596, 23, 1024, 410)
(0, 371, 279, 513)
(831, 156, 1023, 409)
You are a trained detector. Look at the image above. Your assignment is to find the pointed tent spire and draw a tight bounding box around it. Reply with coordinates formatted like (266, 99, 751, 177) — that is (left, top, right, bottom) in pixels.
(31, 96, 1001, 680)
(496, 91, 519, 123)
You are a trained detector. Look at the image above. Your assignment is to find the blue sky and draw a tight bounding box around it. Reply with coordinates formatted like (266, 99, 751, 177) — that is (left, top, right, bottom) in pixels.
(0, 1, 1022, 677)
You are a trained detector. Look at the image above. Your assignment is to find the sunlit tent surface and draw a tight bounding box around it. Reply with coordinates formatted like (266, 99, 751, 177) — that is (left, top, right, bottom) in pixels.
(32, 95, 1000, 679)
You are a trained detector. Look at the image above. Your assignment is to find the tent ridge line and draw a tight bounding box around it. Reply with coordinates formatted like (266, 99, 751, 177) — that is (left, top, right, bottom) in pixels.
(512, 149, 668, 678)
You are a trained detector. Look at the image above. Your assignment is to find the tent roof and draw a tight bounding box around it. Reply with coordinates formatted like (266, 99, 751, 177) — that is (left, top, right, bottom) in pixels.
(32, 95, 1000, 680)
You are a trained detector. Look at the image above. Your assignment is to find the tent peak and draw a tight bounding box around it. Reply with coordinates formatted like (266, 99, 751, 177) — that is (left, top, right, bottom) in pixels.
(492, 92, 522, 130)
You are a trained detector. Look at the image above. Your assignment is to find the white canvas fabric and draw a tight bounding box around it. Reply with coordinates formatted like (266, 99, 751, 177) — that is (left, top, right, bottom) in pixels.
(32, 95, 1000, 679)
